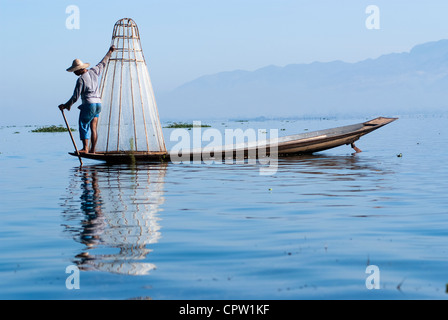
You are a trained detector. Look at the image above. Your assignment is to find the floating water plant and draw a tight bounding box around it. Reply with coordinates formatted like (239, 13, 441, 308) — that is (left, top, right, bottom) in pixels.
(163, 122, 211, 128)
(32, 125, 76, 133)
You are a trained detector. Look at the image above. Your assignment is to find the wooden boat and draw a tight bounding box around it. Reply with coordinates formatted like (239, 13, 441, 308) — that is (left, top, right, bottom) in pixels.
(69, 117, 397, 163)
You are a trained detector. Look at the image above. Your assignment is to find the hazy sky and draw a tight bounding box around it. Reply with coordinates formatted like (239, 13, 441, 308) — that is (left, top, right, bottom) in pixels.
(1, 0, 448, 124)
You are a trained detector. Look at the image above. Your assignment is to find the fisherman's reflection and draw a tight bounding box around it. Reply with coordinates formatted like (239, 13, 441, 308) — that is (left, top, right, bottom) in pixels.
(66, 164, 166, 276)
(78, 167, 104, 249)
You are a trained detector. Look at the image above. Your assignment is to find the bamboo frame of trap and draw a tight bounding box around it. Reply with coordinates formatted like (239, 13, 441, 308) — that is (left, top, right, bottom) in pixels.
(97, 18, 166, 154)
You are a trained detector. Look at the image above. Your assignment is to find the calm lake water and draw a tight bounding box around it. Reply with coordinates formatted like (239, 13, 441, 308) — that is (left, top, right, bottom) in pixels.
(0, 114, 447, 300)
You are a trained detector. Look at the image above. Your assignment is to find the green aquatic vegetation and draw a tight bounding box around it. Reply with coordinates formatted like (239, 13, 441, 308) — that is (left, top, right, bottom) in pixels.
(31, 125, 76, 133)
(163, 122, 211, 128)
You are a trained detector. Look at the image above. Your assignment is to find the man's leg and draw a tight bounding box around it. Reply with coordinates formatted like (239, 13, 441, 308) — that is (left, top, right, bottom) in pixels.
(89, 117, 99, 153)
(80, 139, 89, 153)
(79, 104, 96, 153)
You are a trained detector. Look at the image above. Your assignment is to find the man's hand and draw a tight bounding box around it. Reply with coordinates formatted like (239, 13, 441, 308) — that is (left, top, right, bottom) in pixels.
(109, 45, 116, 53)
(58, 104, 70, 111)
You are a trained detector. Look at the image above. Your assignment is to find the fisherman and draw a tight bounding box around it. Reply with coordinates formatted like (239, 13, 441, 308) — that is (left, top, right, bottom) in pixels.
(59, 45, 115, 154)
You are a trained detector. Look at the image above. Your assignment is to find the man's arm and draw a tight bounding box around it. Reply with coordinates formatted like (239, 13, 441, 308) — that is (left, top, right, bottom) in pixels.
(59, 77, 83, 111)
(90, 45, 116, 76)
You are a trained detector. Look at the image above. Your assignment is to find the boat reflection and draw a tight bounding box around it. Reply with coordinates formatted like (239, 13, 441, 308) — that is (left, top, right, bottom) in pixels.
(61, 163, 167, 275)
(276, 153, 393, 178)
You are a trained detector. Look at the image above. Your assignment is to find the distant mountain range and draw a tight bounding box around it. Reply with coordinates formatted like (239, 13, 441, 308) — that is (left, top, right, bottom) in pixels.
(158, 39, 448, 120)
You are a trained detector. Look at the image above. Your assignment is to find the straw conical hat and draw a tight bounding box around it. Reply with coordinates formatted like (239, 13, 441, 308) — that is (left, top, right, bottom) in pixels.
(66, 59, 90, 72)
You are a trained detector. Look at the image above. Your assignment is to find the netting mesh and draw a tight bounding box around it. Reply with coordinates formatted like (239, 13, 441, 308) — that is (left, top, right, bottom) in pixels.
(97, 18, 166, 153)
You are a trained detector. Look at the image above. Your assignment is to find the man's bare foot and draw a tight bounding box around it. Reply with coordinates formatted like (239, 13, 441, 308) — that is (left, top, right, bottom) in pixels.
(351, 143, 362, 153)
(89, 150, 96, 154)
(78, 149, 88, 154)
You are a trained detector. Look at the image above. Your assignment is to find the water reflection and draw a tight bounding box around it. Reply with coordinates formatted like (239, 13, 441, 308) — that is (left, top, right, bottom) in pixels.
(60, 154, 392, 275)
(61, 163, 166, 275)
(277, 153, 393, 179)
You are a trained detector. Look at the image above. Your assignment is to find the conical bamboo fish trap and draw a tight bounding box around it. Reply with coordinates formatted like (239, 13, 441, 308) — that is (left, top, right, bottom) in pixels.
(96, 18, 166, 154)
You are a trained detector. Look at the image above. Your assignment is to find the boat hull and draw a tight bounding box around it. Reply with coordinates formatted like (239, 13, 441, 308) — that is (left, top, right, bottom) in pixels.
(69, 117, 397, 163)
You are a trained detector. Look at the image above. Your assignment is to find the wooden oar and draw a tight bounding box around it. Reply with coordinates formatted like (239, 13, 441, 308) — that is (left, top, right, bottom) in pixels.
(60, 109, 83, 166)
